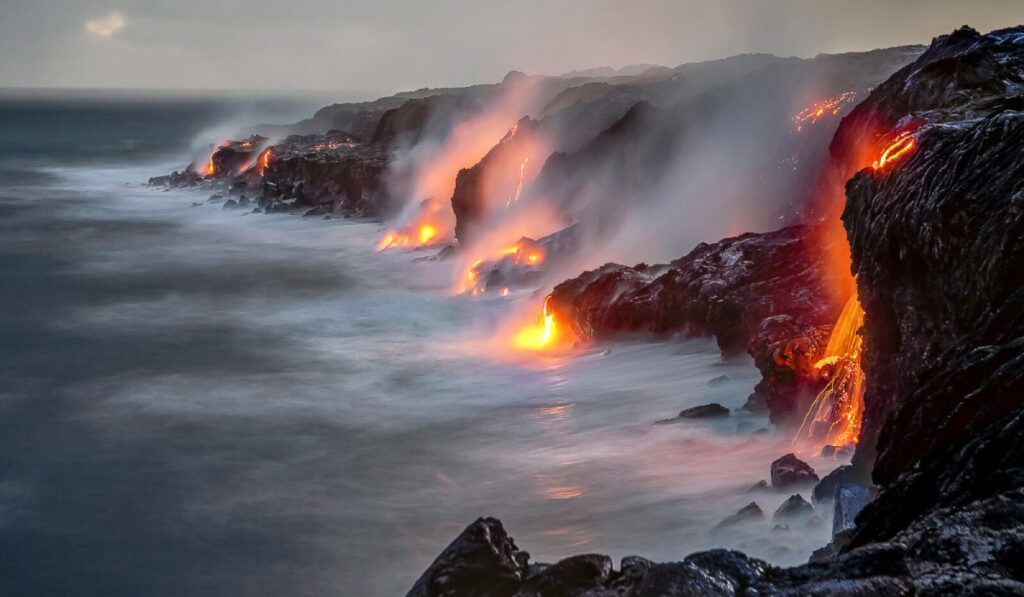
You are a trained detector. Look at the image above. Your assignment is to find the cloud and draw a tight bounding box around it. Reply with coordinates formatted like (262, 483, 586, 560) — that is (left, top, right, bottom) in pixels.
(84, 11, 126, 37)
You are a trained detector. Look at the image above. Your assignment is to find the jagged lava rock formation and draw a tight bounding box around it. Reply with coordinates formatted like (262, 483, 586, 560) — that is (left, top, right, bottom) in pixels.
(409, 26, 1024, 595)
(547, 223, 846, 423)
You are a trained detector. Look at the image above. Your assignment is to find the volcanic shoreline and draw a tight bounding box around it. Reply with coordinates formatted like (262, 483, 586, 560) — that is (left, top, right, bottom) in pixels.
(148, 25, 1024, 595)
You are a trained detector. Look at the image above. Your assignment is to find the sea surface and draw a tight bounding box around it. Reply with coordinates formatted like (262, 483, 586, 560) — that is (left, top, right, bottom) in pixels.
(0, 91, 841, 595)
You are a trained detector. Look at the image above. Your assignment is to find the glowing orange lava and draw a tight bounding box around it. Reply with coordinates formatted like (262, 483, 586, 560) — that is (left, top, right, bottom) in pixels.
(377, 223, 442, 250)
(418, 224, 437, 244)
(513, 296, 560, 351)
(203, 159, 216, 177)
(793, 92, 857, 132)
(872, 130, 916, 170)
(506, 156, 531, 208)
(459, 240, 546, 295)
(795, 292, 866, 448)
(256, 148, 272, 176)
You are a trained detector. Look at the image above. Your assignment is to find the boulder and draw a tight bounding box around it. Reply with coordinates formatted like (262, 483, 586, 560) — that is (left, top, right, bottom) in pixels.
(714, 502, 764, 530)
(512, 554, 612, 596)
(820, 444, 854, 459)
(770, 453, 819, 487)
(747, 480, 769, 492)
(812, 464, 856, 505)
(407, 517, 529, 597)
(678, 403, 730, 419)
(772, 494, 814, 521)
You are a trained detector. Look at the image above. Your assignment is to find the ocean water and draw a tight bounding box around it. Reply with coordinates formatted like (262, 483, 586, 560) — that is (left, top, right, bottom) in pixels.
(0, 92, 843, 595)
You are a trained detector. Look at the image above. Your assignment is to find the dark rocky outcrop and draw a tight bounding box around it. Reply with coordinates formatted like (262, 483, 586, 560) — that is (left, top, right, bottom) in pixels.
(713, 502, 765, 530)
(770, 453, 819, 488)
(828, 25, 1024, 546)
(677, 403, 730, 419)
(772, 494, 815, 521)
(462, 225, 580, 294)
(408, 517, 529, 597)
(547, 224, 845, 425)
(450, 117, 546, 246)
(811, 464, 856, 505)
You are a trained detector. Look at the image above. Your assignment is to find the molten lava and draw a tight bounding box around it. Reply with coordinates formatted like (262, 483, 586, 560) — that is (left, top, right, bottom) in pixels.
(203, 159, 216, 177)
(418, 224, 437, 244)
(512, 296, 559, 351)
(256, 148, 272, 176)
(792, 92, 856, 132)
(459, 240, 546, 295)
(377, 222, 442, 250)
(872, 130, 916, 170)
(506, 157, 531, 208)
(795, 292, 866, 448)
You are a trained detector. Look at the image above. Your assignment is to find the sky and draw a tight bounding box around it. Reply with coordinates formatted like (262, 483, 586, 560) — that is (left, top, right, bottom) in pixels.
(2, 1, 1024, 94)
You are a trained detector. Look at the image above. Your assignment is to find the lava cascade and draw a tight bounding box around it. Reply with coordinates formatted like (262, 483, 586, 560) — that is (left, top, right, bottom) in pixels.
(799, 124, 918, 448)
(794, 292, 865, 447)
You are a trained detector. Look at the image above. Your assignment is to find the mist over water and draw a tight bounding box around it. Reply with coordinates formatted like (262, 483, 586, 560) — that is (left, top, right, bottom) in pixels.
(0, 96, 844, 595)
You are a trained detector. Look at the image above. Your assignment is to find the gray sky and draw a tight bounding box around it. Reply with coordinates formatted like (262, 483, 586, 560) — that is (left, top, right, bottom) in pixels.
(2, 0, 1023, 93)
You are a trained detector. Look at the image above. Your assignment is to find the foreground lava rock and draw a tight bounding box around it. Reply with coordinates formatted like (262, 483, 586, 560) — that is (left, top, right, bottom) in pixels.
(770, 453, 820, 488)
(547, 223, 847, 424)
(410, 26, 1024, 596)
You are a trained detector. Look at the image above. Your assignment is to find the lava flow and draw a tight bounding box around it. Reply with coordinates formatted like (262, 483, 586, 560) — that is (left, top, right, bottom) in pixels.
(512, 295, 560, 351)
(506, 156, 531, 208)
(792, 92, 856, 132)
(460, 239, 546, 295)
(376, 223, 440, 250)
(795, 291, 866, 447)
(256, 148, 272, 176)
(872, 130, 916, 169)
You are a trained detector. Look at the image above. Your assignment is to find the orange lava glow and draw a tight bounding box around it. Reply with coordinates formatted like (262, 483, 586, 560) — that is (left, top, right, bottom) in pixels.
(872, 130, 916, 170)
(512, 296, 560, 351)
(459, 240, 546, 295)
(506, 156, 531, 208)
(196, 141, 229, 177)
(418, 224, 437, 244)
(795, 292, 866, 448)
(792, 92, 856, 132)
(256, 148, 272, 176)
(377, 222, 442, 250)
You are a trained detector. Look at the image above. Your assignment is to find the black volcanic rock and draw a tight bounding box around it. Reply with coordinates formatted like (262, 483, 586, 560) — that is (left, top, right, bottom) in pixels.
(678, 403, 730, 419)
(450, 116, 545, 245)
(462, 225, 581, 294)
(812, 464, 856, 505)
(512, 554, 612, 596)
(547, 224, 844, 426)
(770, 453, 819, 487)
(714, 502, 764, 530)
(407, 517, 529, 597)
(772, 494, 814, 521)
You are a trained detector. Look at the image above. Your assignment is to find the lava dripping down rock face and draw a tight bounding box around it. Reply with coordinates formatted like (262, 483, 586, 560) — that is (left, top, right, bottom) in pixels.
(836, 27, 1024, 544)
